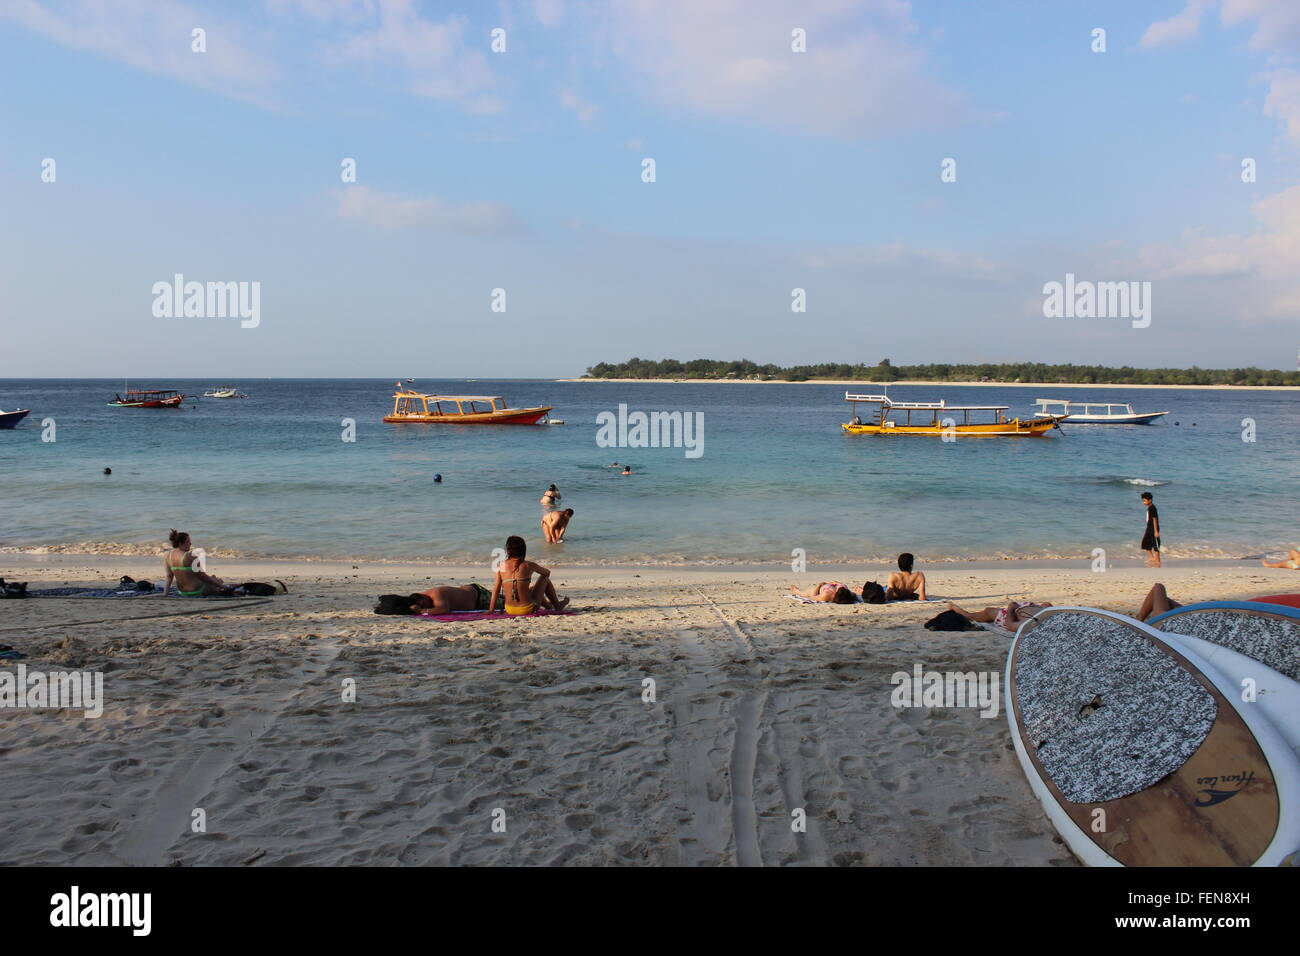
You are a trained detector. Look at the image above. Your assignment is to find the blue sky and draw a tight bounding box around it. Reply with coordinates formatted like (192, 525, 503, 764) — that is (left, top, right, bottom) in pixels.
(2, 0, 1299, 377)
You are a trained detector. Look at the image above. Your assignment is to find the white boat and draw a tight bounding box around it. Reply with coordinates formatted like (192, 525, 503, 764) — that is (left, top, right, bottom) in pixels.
(203, 386, 249, 399)
(1033, 398, 1168, 425)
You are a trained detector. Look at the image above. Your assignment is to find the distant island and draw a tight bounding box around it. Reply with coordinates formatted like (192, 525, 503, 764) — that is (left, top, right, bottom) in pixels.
(581, 359, 1300, 387)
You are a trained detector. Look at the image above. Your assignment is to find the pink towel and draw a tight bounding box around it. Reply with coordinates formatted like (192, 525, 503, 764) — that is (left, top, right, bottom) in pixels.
(417, 609, 577, 622)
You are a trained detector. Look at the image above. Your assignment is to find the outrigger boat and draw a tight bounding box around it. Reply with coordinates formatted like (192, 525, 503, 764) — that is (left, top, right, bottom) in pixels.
(383, 388, 553, 425)
(0, 408, 31, 429)
(1033, 398, 1168, 425)
(107, 388, 185, 408)
(843, 391, 1063, 436)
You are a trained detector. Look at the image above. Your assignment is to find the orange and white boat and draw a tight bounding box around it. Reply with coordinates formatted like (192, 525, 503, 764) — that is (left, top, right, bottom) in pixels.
(383, 388, 553, 425)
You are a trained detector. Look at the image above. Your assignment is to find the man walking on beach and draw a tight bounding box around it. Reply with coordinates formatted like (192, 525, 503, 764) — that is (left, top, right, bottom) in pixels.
(1140, 492, 1161, 568)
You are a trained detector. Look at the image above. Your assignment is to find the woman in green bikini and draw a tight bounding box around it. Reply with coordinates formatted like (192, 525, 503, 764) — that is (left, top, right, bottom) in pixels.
(162, 529, 230, 597)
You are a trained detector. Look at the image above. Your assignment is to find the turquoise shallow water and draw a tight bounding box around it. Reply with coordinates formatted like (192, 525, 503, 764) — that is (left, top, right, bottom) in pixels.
(0, 379, 1296, 565)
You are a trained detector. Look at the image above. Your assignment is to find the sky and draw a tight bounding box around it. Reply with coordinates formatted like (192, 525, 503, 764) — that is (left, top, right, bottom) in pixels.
(2, 0, 1299, 378)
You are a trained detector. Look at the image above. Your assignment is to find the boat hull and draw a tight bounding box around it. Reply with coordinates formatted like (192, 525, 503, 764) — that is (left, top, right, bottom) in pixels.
(1059, 412, 1168, 424)
(384, 406, 553, 425)
(0, 409, 31, 429)
(107, 396, 185, 408)
(843, 416, 1060, 436)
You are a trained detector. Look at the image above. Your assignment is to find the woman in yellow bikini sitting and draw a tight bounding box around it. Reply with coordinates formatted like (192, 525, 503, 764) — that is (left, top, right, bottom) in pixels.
(488, 535, 570, 615)
(162, 529, 231, 597)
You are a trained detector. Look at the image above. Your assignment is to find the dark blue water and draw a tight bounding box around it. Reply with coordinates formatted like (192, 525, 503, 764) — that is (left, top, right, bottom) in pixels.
(1, 379, 1295, 565)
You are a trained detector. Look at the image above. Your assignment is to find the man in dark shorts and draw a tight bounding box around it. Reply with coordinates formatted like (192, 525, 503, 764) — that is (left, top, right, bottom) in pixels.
(409, 583, 504, 614)
(1140, 492, 1161, 568)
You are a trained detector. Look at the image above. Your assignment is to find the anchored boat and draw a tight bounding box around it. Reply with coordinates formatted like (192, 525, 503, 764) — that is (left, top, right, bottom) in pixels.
(1033, 398, 1168, 425)
(107, 388, 185, 408)
(0, 408, 31, 429)
(844, 391, 1062, 436)
(383, 389, 553, 425)
(203, 385, 249, 399)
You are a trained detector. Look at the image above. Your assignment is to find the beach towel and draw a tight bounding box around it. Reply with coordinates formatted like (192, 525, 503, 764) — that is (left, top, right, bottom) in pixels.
(417, 609, 577, 621)
(976, 621, 1016, 638)
(27, 584, 260, 599)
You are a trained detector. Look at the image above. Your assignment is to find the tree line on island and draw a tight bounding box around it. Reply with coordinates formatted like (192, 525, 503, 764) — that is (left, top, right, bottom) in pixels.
(582, 358, 1300, 387)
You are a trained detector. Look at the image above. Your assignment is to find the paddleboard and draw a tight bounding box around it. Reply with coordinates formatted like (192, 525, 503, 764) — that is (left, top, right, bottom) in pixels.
(1006, 606, 1300, 866)
(1147, 602, 1300, 759)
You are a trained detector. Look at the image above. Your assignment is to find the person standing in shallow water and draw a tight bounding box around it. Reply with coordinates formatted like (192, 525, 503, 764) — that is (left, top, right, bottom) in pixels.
(1140, 491, 1162, 568)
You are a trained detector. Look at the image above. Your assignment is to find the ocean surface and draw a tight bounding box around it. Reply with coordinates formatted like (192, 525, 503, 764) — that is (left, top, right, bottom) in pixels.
(1, 379, 1296, 566)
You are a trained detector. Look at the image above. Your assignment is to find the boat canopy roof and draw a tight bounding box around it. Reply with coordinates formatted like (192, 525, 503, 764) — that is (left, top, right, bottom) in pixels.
(1034, 398, 1135, 412)
(123, 388, 179, 395)
(845, 392, 1009, 412)
(394, 391, 504, 403)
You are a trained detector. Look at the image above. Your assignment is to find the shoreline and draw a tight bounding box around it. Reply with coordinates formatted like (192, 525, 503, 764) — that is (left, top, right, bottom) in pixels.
(558, 378, 1300, 390)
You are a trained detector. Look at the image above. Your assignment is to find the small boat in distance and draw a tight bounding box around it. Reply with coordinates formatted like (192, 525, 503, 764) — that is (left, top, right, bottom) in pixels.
(1033, 399, 1169, 425)
(108, 388, 185, 408)
(383, 388, 553, 425)
(0, 408, 31, 429)
(843, 391, 1062, 436)
(203, 386, 249, 399)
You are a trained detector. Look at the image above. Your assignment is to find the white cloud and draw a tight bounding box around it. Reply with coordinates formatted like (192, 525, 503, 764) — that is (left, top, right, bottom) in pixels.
(1263, 67, 1300, 142)
(559, 87, 599, 123)
(1221, 0, 1300, 52)
(1, 0, 279, 108)
(337, 186, 523, 234)
(533, 0, 564, 28)
(326, 0, 503, 113)
(601, 0, 966, 136)
(1140, 0, 1209, 49)
(806, 242, 1006, 280)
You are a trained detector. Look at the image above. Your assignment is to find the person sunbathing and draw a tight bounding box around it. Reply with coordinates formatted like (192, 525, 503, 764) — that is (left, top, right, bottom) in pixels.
(489, 536, 570, 615)
(162, 529, 231, 597)
(885, 552, 927, 601)
(1262, 548, 1300, 570)
(1135, 582, 1181, 622)
(408, 583, 504, 614)
(947, 599, 1051, 629)
(790, 582, 857, 603)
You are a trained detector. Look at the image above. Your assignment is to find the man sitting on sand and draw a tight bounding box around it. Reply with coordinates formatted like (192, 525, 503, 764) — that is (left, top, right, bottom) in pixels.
(885, 552, 926, 601)
(1262, 548, 1300, 570)
(542, 508, 574, 543)
(489, 536, 570, 615)
(408, 583, 504, 615)
(790, 581, 857, 603)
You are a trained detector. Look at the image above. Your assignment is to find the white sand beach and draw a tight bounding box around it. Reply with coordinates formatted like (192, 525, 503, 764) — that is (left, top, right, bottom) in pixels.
(0, 555, 1288, 867)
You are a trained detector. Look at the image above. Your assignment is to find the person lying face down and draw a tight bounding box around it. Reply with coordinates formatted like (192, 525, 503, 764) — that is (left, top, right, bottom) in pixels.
(406, 583, 504, 614)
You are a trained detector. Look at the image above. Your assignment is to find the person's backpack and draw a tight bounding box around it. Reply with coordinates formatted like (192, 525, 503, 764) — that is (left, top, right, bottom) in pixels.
(924, 609, 978, 632)
(374, 594, 416, 615)
(234, 582, 278, 597)
(0, 579, 28, 599)
(860, 581, 887, 604)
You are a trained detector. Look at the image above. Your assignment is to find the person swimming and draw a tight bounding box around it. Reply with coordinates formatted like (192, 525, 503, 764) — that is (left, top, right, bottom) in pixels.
(161, 529, 231, 597)
(433, 473, 443, 483)
(489, 536, 569, 616)
(621, 465, 632, 475)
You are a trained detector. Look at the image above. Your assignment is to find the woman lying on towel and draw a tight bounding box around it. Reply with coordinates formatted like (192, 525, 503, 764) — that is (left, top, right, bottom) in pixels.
(947, 599, 1052, 629)
(490, 536, 570, 615)
(790, 581, 857, 604)
(162, 529, 232, 597)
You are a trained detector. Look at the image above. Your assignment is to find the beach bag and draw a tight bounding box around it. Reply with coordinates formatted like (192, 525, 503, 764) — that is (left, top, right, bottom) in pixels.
(924, 609, 977, 632)
(860, 581, 887, 604)
(0, 579, 27, 599)
(234, 582, 280, 597)
(374, 594, 416, 615)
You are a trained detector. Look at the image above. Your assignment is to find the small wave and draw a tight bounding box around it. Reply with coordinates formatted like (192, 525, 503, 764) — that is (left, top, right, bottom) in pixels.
(1122, 477, 1167, 487)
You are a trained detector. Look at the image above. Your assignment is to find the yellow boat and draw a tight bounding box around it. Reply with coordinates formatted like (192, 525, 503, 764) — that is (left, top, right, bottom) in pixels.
(842, 391, 1063, 437)
(383, 389, 553, 425)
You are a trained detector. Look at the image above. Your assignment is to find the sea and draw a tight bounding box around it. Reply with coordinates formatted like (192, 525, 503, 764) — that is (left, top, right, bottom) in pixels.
(1, 379, 1296, 567)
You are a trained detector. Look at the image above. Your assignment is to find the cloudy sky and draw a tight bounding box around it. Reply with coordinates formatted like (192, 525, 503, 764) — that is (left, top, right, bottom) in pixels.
(2, 0, 1299, 377)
